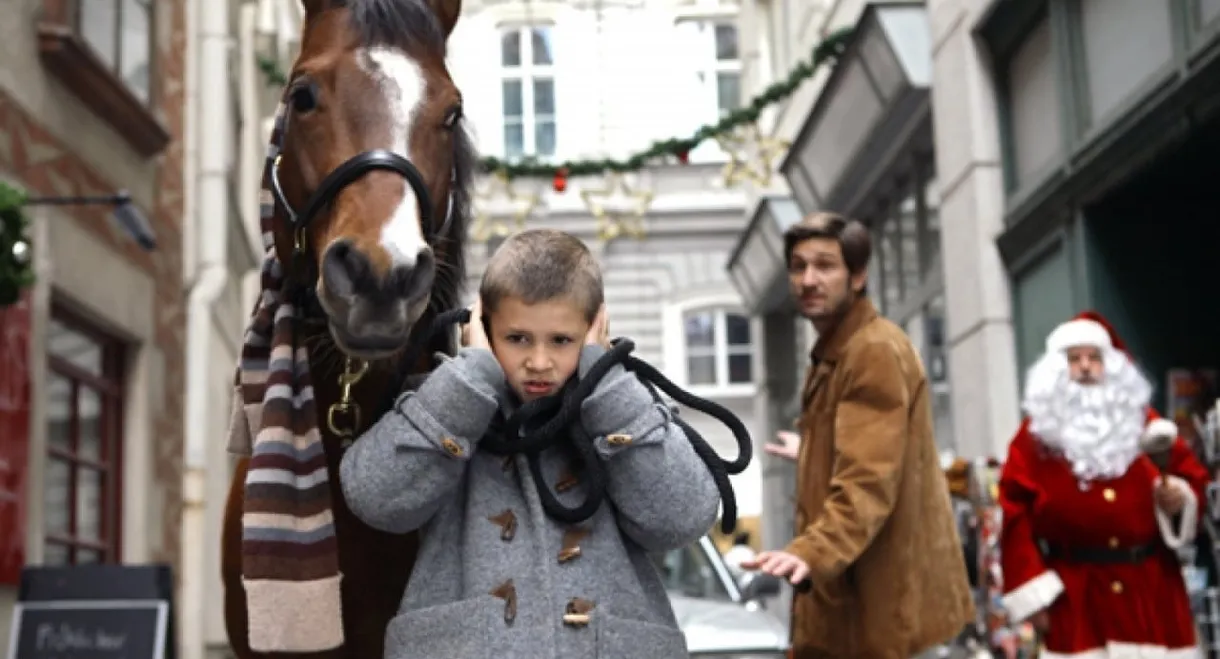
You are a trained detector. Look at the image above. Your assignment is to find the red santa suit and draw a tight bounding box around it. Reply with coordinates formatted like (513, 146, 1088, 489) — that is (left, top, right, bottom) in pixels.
(999, 311, 1210, 659)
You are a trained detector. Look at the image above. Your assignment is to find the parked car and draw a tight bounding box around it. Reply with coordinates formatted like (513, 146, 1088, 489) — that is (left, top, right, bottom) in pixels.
(655, 535, 790, 658)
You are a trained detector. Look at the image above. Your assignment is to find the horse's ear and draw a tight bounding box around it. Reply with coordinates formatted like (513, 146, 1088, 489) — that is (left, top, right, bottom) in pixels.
(425, 0, 462, 37)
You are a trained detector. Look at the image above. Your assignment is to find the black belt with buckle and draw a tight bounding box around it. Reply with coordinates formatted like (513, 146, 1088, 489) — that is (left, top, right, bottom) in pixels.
(1040, 541, 1158, 564)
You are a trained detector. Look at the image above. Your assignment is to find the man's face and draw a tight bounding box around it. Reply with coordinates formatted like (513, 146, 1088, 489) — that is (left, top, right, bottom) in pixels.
(1066, 345, 1105, 384)
(487, 295, 590, 403)
(787, 237, 865, 322)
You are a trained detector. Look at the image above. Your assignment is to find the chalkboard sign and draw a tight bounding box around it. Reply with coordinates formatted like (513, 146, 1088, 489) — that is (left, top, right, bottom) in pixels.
(6, 601, 168, 659)
(6, 565, 175, 659)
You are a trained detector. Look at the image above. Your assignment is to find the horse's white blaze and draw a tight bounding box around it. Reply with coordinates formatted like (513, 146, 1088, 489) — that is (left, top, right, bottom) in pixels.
(363, 47, 428, 268)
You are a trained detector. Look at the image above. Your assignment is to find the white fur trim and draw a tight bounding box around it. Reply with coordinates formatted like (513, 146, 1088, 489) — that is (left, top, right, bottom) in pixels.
(1144, 418, 1179, 440)
(1154, 475, 1199, 551)
(1041, 643, 1202, 658)
(1047, 319, 1113, 353)
(1140, 419, 1178, 455)
(1000, 570, 1064, 622)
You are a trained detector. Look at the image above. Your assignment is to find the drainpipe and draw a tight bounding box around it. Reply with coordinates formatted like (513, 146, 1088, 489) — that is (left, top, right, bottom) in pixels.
(182, 0, 231, 654)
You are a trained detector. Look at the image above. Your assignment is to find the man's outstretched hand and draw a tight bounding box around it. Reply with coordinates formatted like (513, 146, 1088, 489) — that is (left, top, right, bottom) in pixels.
(764, 430, 801, 462)
(741, 550, 810, 586)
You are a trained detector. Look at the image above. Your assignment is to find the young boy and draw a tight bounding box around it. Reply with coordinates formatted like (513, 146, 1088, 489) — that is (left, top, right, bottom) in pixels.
(340, 229, 720, 659)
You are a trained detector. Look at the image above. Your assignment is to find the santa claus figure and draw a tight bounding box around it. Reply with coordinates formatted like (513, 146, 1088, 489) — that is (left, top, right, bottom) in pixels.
(999, 311, 1211, 658)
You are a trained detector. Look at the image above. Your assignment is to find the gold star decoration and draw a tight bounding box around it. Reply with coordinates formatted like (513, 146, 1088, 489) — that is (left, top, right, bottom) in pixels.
(715, 122, 790, 188)
(470, 170, 540, 243)
(579, 173, 654, 245)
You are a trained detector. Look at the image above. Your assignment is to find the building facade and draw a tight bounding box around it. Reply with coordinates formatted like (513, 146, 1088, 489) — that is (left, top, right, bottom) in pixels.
(180, 0, 271, 657)
(449, 0, 768, 540)
(0, 0, 189, 652)
(962, 0, 1220, 435)
(729, 0, 1220, 593)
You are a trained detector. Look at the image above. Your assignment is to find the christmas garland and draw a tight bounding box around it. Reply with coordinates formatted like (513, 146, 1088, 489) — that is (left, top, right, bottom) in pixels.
(258, 26, 853, 182)
(0, 181, 34, 307)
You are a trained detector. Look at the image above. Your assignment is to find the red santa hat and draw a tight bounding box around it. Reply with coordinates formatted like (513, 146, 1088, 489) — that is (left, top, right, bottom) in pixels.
(1045, 310, 1130, 355)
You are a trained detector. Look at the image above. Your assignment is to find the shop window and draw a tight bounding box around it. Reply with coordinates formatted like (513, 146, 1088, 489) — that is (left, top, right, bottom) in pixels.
(1012, 243, 1075, 383)
(682, 308, 754, 393)
(902, 296, 954, 449)
(1004, 17, 1062, 191)
(920, 174, 941, 281)
(1200, 0, 1220, 27)
(1077, 0, 1173, 127)
(44, 310, 126, 565)
(500, 24, 557, 159)
(870, 167, 939, 317)
(878, 218, 903, 313)
(35, 0, 167, 155)
(924, 294, 954, 448)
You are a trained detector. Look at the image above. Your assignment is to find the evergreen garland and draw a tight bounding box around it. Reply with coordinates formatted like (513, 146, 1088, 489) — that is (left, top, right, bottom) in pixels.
(0, 182, 34, 307)
(257, 27, 854, 180)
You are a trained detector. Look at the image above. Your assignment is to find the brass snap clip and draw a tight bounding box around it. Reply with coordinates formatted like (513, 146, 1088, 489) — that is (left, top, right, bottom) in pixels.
(327, 357, 370, 438)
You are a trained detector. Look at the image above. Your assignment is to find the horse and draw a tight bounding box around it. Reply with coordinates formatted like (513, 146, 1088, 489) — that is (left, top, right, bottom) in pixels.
(220, 0, 474, 656)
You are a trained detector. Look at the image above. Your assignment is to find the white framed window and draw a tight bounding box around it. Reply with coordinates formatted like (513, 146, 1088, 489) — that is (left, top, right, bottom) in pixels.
(680, 20, 742, 119)
(499, 24, 556, 160)
(679, 307, 754, 394)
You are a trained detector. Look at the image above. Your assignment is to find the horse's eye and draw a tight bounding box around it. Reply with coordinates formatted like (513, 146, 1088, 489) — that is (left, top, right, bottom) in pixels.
(290, 82, 318, 113)
(443, 104, 463, 130)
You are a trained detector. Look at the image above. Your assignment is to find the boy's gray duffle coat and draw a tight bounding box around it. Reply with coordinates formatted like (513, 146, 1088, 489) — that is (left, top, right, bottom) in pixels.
(340, 346, 720, 659)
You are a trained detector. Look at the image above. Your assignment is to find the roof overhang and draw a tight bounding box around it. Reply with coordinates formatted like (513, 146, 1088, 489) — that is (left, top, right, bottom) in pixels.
(725, 195, 804, 315)
(779, 1, 932, 215)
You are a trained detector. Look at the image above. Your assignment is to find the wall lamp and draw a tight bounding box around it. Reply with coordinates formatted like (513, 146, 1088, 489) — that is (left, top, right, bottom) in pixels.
(24, 191, 157, 251)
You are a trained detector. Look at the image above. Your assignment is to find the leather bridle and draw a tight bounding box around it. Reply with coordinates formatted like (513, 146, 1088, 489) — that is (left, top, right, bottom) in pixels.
(268, 130, 456, 292)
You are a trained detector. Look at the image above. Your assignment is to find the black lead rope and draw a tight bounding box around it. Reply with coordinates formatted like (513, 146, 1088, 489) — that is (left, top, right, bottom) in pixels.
(380, 307, 753, 534)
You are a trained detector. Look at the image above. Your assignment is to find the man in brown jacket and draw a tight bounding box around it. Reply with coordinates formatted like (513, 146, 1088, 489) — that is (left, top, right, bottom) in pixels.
(743, 212, 975, 658)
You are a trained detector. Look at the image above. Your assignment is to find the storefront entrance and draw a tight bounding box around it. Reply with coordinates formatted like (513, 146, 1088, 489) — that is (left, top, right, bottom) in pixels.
(1083, 114, 1220, 412)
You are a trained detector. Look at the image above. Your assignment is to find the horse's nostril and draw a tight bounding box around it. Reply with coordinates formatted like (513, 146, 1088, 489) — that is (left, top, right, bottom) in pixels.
(393, 250, 435, 303)
(322, 240, 370, 299)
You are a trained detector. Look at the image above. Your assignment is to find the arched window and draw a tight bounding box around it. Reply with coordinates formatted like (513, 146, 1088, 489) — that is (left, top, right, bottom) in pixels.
(680, 307, 754, 392)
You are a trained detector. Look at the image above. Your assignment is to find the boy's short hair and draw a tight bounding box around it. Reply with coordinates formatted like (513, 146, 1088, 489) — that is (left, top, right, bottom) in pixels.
(480, 229, 604, 320)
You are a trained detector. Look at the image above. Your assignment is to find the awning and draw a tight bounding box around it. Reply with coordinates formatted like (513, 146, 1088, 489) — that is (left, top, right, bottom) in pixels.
(780, 1, 932, 215)
(726, 195, 804, 315)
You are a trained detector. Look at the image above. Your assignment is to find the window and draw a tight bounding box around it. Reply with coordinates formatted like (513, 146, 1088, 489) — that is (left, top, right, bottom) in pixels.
(869, 165, 940, 317)
(1012, 243, 1075, 383)
(36, 0, 167, 155)
(681, 20, 742, 118)
(1077, 0, 1173, 128)
(1004, 17, 1062, 192)
(1200, 0, 1220, 27)
(499, 25, 556, 159)
(44, 310, 125, 565)
(79, 0, 153, 104)
(683, 309, 753, 390)
(652, 541, 733, 602)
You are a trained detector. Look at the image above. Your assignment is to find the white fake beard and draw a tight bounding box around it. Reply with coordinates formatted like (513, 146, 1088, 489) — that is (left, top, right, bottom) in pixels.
(1021, 348, 1152, 482)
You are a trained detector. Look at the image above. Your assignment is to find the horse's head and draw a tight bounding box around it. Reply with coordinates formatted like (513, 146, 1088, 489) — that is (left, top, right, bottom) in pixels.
(270, 0, 471, 360)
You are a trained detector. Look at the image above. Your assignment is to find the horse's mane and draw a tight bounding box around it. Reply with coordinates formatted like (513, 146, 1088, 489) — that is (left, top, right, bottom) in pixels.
(346, 0, 449, 54)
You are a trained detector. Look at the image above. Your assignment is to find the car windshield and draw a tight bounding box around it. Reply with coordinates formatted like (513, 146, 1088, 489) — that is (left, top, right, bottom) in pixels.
(652, 541, 733, 602)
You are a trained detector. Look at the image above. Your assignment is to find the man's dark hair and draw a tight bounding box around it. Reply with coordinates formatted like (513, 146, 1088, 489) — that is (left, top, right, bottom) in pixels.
(480, 229, 604, 321)
(782, 211, 872, 294)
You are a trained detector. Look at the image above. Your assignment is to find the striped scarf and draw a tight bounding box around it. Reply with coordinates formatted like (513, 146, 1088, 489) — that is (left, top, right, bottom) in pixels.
(228, 102, 345, 653)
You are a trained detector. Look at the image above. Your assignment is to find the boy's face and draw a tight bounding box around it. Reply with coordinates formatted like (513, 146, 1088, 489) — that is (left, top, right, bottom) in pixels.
(487, 295, 591, 403)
